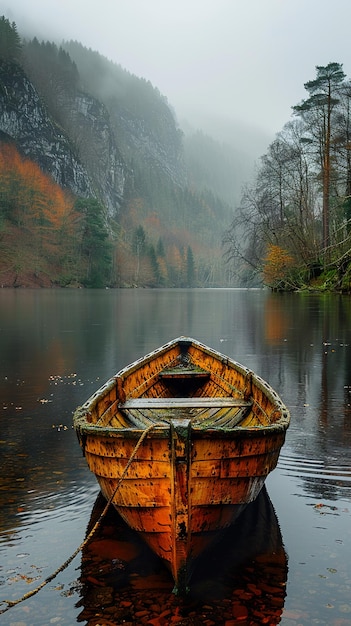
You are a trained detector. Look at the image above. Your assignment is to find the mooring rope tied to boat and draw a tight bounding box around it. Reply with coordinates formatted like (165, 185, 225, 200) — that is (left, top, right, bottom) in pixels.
(0, 423, 155, 616)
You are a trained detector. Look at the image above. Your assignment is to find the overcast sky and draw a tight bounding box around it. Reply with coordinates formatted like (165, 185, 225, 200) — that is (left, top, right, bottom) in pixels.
(2, 0, 351, 154)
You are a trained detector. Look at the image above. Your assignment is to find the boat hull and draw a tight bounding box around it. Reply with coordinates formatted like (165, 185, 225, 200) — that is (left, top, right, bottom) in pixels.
(74, 337, 289, 591)
(82, 415, 285, 589)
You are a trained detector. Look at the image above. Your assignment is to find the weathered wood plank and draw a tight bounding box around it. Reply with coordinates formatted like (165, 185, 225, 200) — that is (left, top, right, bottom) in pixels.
(120, 397, 252, 409)
(159, 368, 210, 379)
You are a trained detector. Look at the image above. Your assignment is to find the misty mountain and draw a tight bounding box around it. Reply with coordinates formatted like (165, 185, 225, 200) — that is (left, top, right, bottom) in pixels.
(61, 41, 185, 185)
(0, 17, 251, 287)
(183, 129, 245, 207)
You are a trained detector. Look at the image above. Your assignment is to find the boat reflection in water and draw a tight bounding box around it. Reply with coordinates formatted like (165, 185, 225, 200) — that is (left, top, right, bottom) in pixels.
(76, 486, 287, 625)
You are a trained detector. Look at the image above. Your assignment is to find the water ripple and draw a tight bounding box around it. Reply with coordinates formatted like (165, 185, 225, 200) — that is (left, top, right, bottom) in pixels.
(277, 452, 351, 494)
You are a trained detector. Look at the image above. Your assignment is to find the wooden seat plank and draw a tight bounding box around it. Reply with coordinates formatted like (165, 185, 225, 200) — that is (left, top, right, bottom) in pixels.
(120, 397, 252, 410)
(159, 367, 210, 379)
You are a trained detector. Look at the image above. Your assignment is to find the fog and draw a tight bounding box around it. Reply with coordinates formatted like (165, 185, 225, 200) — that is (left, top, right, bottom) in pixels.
(2, 0, 351, 162)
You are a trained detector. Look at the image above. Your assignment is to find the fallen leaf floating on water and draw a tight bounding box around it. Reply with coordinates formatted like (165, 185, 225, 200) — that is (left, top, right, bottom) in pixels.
(20, 574, 39, 584)
(314, 503, 338, 513)
(48, 372, 86, 387)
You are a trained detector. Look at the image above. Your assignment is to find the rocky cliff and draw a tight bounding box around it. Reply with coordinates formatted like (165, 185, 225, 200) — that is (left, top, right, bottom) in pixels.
(0, 48, 187, 221)
(61, 41, 185, 189)
(0, 61, 92, 196)
(0, 60, 127, 217)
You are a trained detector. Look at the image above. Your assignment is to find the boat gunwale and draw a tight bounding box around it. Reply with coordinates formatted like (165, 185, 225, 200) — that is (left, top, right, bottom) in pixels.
(74, 414, 290, 439)
(73, 336, 290, 437)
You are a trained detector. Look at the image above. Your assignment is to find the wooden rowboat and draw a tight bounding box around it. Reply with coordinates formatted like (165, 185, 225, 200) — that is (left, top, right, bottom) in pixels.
(73, 336, 289, 592)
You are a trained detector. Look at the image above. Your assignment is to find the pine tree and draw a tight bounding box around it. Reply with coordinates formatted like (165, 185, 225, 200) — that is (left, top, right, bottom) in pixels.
(76, 198, 112, 287)
(293, 63, 346, 252)
(0, 17, 22, 63)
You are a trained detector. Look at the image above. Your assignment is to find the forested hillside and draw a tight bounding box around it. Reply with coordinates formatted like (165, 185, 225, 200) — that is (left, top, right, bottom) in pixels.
(224, 62, 351, 292)
(0, 16, 236, 288)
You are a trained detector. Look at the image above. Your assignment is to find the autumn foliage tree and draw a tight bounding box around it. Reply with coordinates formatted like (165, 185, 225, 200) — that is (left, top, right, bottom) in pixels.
(262, 244, 294, 290)
(0, 142, 90, 285)
(0, 143, 75, 226)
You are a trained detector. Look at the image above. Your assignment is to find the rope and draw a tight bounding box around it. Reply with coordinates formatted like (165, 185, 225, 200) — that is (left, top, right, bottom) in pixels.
(0, 423, 154, 615)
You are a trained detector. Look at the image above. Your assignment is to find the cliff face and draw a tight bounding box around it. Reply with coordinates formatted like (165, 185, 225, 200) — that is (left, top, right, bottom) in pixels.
(108, 95, 185, 187)
(62, 91, 127, 218)
(0, 56, 185, 219)
(0, 61, 94, 199)
(61, 40, 185, 189)
(0, 61, 130, 217)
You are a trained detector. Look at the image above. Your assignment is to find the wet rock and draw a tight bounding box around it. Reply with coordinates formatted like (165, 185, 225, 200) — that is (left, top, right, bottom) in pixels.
(232, 602, 249, 620)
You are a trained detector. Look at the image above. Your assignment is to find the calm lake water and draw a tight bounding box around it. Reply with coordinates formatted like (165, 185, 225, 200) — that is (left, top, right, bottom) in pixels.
(0, 288, 351, 625)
